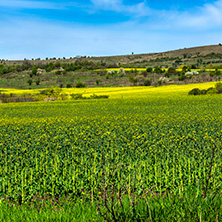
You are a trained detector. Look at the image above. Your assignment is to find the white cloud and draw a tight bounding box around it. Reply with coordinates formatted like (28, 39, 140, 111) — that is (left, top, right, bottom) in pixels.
(175, 1, 222, 29)
(0, 0, 65, 10)
(91, 0, 152, 17)
(162, 0, 222, 30)
(90, 0, 222, 30)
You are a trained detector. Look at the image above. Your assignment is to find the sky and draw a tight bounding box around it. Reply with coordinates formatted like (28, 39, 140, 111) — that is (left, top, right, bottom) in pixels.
(0, 0, 222, 60)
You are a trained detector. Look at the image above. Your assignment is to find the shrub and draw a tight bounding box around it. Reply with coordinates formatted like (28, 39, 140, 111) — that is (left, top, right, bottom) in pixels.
(168, 67, 176, 74)
(0, 93, 38, 103)
(32, 67, 37, 76)
(107, 70, 115, 76)
(128, 75, 138, 86)
(188, 88, 201, 95)
(164, 72, 170, 78)
(210, 71, 221, 77)
(117, 67, 125, 77)
(70, 93, 84, 100)
(178, 75, 186, 81)
(90, 94, 109, 99)
(207, 88, 218, 95)
(159, 77, 169, 84)
(141, 71, 148, 77)
(191, 64, 197, 69)
(215, 82, 222, 93)
(40, 87, 62, 98)
(55, 70, 62, 75)
(146, 67, 153, 72)
(200, 89, 207, 95)
(154, 67, 162, 74)
(27, 79, 33, 85)
(144, 79, 152, 86)
(66, 83, 72, 88)
(36, 79, 40, 85)
(75, 82, 86, 88)
(185, 72, 193, 79)
(207, 87, 214, 92)
(96, 79, 101, 85)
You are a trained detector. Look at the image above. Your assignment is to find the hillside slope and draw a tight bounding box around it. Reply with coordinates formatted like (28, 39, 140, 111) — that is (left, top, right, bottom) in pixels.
(3, 44, 222, 66)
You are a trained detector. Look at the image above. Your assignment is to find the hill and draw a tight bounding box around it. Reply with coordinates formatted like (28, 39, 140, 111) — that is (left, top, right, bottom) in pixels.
(0, 44, 222, 89)
(3, 44, 222, 67)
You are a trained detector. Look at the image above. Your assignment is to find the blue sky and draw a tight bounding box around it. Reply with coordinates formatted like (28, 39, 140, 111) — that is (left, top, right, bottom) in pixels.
(0, 0, 222, 60)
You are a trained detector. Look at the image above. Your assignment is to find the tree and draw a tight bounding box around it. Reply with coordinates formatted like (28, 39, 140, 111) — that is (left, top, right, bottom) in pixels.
(168, 67, 176, 75)
(129, 75, 138, 86)
(66, 83, 72, 88)
(154, 67, 162, 74)
(144, 79, 152, 86)
(117, 67, 125, 77)
(215, 82, 222, 93)
(75, 82, 86, 88)
(27, 79, 33, 85)
(32, 66, 37, 76)
(96, 79, 101, 85)
(188, 88, 201, 95)
(36, 79, 40, 85)
(40, 87, 62, 97)
(146, 67, 153, 72)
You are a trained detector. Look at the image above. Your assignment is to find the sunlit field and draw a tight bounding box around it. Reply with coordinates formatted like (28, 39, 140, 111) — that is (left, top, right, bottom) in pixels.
(96, 68, 222, 72)
(0, 81, 217, 98)
(0, 82, 221, 221)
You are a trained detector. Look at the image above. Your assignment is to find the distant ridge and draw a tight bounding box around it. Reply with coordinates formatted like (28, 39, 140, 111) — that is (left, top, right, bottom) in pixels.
(4, 44, 222, 65)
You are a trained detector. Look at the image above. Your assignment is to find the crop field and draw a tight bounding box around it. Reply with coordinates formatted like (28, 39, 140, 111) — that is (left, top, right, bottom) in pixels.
(0, 82, 222, 221)
(96, 68, 222, 72)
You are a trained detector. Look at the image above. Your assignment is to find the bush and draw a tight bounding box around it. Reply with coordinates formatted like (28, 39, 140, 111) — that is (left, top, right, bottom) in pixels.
(146, 67, 153, 72)
(90, 94, 109, 99)
(188, 88, 201, 95)
(128, 75, 138, 86)
(70, 93, 84, 100)
(117, 67, 125, 77)
(75, 82, 86, 88)
(178, 75, 186, 81)
(55, 70, 62, 75)
(215, 82, 222, 93)
(0, 93, 38, 103)
(144, 79, 152, 86)
(200, 89, 207, 95)
(207, 88, 218, 95)
(66, 83, 72, 88)
(107, 70, 115, 76)
(40, 87, 62, 98)
(154, 67, 162, 74)
(36, 79, 40, 85)
(141, 71, 148, 77)
(168, 67, 176, 74)
(32, 67, 37, 76)
(210, 71, 221, 77)
(27, 79, 33, 86)
(164, 72, 170, 78)
(207, 87, 214, 92)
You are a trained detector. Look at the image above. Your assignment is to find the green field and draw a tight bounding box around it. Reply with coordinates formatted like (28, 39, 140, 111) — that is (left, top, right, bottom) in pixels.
(0, 83, 221, 221)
